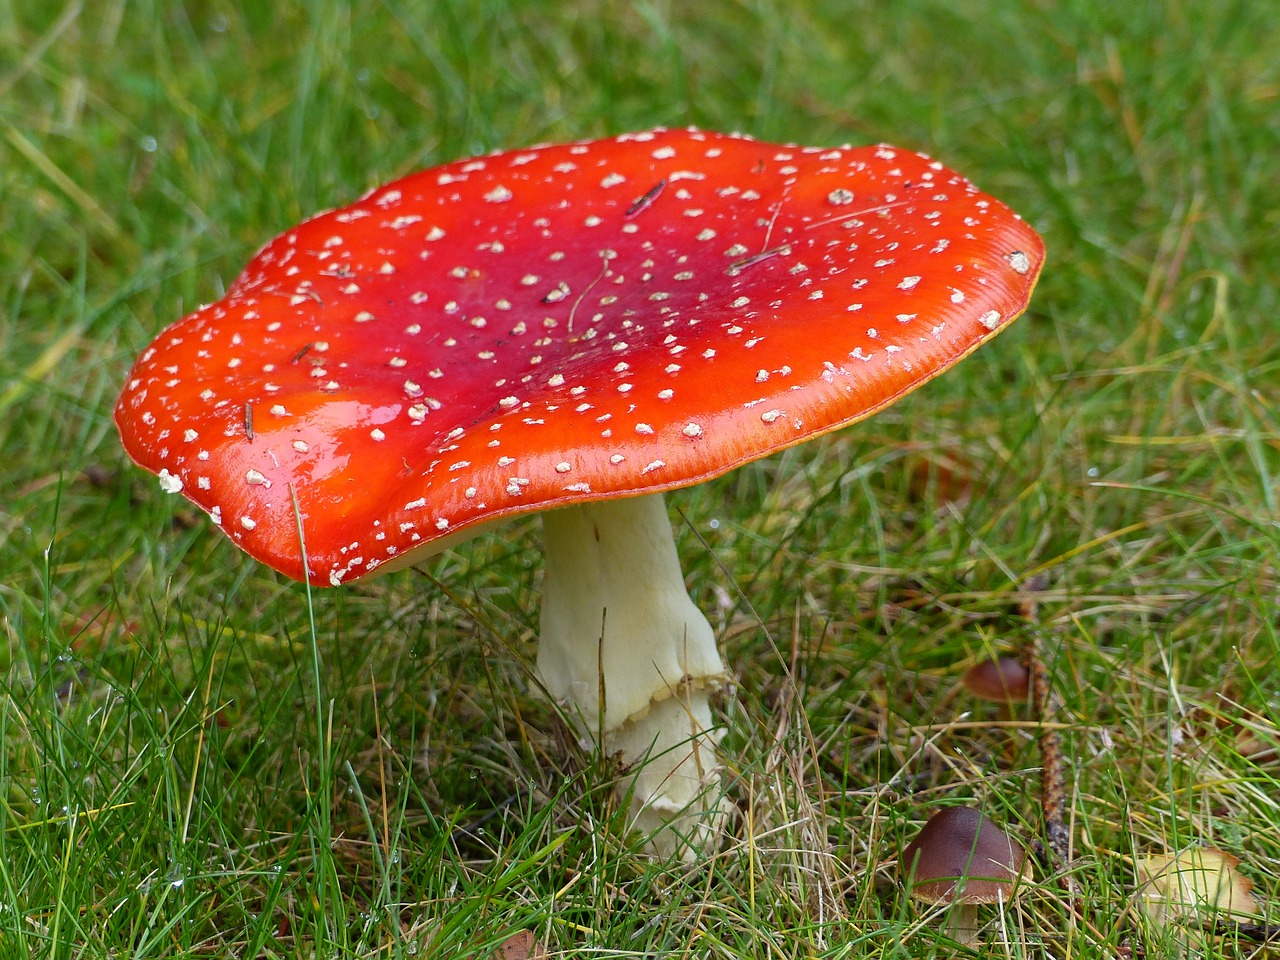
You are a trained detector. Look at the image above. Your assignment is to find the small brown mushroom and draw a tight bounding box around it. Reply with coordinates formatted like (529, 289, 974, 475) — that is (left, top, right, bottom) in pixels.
(901, 806, 1028, 943)
(962, 656, 1030, 705)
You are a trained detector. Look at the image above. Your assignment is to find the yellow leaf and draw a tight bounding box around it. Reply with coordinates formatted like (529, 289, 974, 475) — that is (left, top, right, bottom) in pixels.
(1135, 846, 1260, 926)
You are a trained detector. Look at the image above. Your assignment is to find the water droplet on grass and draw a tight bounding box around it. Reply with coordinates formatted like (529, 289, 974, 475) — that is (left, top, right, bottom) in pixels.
(167, 863, 186, 889)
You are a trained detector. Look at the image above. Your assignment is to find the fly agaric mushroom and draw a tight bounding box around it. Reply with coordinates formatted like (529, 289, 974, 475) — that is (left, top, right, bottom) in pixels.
(115, 127, 1044, 857)
(901, 806, 1029, 943)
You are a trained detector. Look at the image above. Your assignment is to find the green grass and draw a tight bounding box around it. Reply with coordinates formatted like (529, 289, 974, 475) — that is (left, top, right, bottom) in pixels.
(3, 0, 1278, 956)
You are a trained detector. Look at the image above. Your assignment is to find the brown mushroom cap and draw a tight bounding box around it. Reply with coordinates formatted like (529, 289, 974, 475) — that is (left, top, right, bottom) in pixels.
(962, 656, 1031, 703)
(115, 127, 1044, 587)
(902, 806, 1028, 904)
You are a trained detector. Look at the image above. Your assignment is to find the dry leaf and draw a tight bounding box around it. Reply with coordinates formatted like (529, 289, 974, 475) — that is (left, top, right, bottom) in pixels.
(497, 929, 549, 960)
(908, 454, 973, 507)
(1135, 846, 1260, 927)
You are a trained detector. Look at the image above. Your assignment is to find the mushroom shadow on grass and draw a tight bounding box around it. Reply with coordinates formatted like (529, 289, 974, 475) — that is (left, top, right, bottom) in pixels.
(115, 127, 1045, 859)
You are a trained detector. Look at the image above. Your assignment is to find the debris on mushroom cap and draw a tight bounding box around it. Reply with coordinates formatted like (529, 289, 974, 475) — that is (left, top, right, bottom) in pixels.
(902, 806, 1028, 903)
(115, 127, 1046, 586)
(962, 655, 1031, 703)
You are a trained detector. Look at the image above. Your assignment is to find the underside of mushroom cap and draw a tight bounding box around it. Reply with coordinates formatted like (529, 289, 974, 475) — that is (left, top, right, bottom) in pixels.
(116, 127, 1045, 586)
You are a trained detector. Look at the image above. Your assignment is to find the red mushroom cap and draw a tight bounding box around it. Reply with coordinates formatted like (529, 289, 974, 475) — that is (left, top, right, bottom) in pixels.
(115, 127, 1045, 586)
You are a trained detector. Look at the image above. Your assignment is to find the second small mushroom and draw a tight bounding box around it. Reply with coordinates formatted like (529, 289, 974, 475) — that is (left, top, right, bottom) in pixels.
(901, 806, 1029, 943)
(963, 655, 1031, 708)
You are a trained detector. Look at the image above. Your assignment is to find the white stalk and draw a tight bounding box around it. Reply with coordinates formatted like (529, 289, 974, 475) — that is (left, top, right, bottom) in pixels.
(538, 492, 730, 858)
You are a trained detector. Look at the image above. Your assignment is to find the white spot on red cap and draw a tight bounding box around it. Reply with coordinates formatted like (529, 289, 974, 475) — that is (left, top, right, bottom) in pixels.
(157, 470, 183, 494)
(1005, 250, 1031, 274)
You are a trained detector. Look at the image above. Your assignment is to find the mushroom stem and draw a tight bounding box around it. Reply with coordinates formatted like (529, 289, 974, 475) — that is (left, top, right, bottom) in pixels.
(538, 493, 730, 857)
(944, 904, 982, 945)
